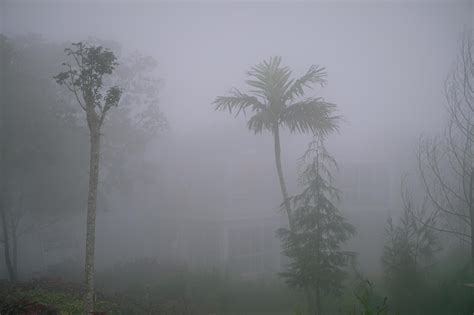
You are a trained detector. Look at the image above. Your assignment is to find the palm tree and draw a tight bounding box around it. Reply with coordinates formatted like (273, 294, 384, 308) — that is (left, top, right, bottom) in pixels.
(214, 56, 339, 229)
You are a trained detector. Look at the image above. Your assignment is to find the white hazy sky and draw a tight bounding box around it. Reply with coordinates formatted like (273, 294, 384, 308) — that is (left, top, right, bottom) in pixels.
(2, 0, 473, 208)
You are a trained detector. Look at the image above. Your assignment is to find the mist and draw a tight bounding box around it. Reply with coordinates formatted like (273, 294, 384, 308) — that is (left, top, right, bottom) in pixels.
(1, 1, 473, 314)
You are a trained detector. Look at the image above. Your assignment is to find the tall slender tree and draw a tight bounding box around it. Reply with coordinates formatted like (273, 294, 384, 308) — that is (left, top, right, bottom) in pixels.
(277, 138, 355, 315)
(214, 57, 339, 229)
(0, 34, 16, 282)
(54, 42, 122, 313)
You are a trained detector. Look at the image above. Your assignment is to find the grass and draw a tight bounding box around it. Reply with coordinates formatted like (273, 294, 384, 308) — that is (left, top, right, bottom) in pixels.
(0, 280, 121, 314)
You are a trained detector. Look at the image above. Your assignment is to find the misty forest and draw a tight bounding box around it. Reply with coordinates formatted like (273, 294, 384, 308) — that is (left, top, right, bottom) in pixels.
(1, 1, 474, 314)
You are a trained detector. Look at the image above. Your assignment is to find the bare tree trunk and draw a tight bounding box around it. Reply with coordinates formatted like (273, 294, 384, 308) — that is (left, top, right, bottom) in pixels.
(12, 227, 18, 277)
(470, 170, 474, 270)
(314, 286, 321, 315)
(305, 287, 315, 315)
(0, 96, 15, 281)
(84, 129, 100, 313)
(273, 125, 293, 230)
(0, 209, 16, 282)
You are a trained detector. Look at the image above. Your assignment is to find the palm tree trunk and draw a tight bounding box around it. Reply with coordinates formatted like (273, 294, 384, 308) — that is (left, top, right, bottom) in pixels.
(84, 129, 100, 313)
(314, 161, 322, 315)
(273, 125, 293, 230)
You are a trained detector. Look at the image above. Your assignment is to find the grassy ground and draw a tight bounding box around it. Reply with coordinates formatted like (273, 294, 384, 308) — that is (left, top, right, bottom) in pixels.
(0, 278, 298, 314)
(0, 279, 120, 314)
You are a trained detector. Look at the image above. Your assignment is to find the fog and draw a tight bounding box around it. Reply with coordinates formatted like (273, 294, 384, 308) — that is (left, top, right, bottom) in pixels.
(1, 1, 473, 314)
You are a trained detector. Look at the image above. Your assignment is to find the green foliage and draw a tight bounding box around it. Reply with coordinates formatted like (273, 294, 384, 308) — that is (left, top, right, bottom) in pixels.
(0, 282, 120, 314)
(54, 41, 122, 129)
(415, 250, 474, 315)
(293, 304, 305, 315)
(381, 189, 438, 313)
(55, 42, 118, 100)
(352, 281, 388, 315)
(97, 258, 300, 314)
(277, 138, 355, 312)
(214, 56, 339, 136)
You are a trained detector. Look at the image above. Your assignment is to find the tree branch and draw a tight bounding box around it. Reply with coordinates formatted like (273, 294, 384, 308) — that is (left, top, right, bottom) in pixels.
(412, 211, 471, 245)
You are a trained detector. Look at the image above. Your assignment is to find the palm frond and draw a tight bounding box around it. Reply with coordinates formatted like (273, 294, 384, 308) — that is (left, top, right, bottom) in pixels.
(246, 56, 292, 102)
(280, 98, 340, 135)
(283, 65, 327, 102)
(213, 89, 265, 117)
(247, 110, 276, 134)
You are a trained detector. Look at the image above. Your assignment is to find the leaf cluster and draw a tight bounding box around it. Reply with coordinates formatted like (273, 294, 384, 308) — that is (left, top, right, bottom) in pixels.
(214, 56, 339, 136)
(54, 42, 122, 128)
